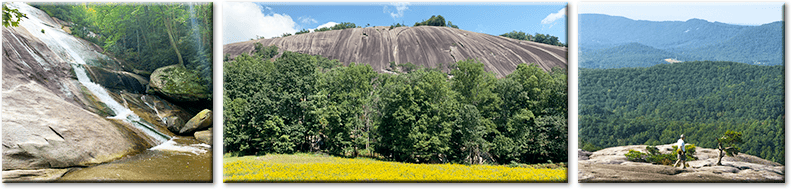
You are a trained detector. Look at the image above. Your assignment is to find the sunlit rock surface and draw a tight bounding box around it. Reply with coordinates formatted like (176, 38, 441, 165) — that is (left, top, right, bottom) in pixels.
(2, 3, 202, 182)
(2, 26, 150, 172)
(578, 144, 784, 182)
(224, 26, 567, 78)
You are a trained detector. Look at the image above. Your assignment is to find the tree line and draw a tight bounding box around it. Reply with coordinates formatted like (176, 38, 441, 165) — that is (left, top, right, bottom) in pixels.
(501, 30, 566, 47)
(224, 44, 568, 165)
(579, 61, 784, 164)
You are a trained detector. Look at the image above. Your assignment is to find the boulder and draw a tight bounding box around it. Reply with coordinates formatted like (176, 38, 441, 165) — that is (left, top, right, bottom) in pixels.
(148, 65, 211, 102)
(2, 80, 150, 171)
(86, 66, 149, 94)
(579, 144, 784, 182)
(121, 93, 191, 137)
(194, 128, 212, 144)
(171, 109, 212, 135)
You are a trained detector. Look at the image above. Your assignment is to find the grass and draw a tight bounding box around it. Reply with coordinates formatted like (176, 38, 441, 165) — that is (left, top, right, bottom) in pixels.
(224, 153, 567, 182)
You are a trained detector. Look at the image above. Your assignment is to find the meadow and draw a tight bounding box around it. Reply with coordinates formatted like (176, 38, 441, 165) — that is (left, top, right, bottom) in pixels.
(223, 153, 567, 182)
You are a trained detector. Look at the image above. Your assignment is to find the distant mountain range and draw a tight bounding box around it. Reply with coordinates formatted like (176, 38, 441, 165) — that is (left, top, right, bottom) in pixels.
(579, 14, 783, 68)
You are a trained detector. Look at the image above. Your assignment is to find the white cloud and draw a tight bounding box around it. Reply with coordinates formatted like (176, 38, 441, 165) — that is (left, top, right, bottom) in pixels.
(384, 2, 410, 19)
(299, 16, 318, 24)
(223, 2, 299, 44)
(541, 7, 567, 25)
(309, 22, 339, 32)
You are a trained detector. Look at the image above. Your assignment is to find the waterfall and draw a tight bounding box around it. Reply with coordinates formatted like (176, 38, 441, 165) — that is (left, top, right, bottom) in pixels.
(10, 2, 170, 144)
(141, 95, 166, 124)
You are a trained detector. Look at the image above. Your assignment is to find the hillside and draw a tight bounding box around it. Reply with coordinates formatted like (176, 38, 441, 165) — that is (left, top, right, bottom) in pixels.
(579, 14, 782, 68)
(579, 145, 784, 182)
(579, 42, 689, 69)
(579, 61, 784, 164)
(224, 26, 567, 78)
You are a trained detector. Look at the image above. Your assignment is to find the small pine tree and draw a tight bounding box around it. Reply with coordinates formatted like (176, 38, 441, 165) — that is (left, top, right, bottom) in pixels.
(716, 130, 743, 165)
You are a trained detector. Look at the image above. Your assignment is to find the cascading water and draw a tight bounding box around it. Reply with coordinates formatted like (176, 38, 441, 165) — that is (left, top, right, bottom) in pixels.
(9, 2, 171, 144)
(6, 3, 212, 181)
(141, 95, 166, 124)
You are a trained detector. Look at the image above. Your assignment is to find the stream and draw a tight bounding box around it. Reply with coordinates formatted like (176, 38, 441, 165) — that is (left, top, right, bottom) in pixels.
(7, 2, 212, 182)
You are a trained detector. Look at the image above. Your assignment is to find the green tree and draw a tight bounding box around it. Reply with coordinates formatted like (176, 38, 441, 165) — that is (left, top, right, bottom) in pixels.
(447, 21, 458, 29)
(414, 15, 446, 27)
(3, 4, 26, 27)
(716, 130, 743, 165)
(376, 69, 456, 163)
(452, 104, 489, 164)
(450, 59, 500, 118)
(295, 28, 310, 35)
(253, 43, 278, 59)
(315, 63, 377, 156)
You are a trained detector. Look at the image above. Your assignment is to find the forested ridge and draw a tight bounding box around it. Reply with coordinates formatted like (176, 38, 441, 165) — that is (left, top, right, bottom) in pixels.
(224, 45, 568, 165)
(579, 61, 784, 163)
(30, 2, 213, 91)
(579, 14, 783, 68)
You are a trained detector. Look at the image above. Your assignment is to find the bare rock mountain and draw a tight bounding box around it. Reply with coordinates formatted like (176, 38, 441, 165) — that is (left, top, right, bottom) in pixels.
(579, 144, 784, 183)
(224, 26, 567, 78)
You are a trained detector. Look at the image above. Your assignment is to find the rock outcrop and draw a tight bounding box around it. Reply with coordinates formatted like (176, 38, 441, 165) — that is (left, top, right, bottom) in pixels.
(3, 20, 155, 177)
(224, 26, 567, 78)
(86, 66, 149, 94)
(579, 144, 784, 182)
(148, 65, 211, 102)
(1, 3, 196, 182)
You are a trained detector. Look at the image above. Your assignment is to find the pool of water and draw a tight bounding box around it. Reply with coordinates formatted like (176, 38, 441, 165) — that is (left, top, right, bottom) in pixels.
(57, 137, 212, 182)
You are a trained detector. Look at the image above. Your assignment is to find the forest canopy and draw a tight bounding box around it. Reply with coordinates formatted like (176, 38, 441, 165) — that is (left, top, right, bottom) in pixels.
(224, 45, 568, 165)
(31, 2, 213, 90)
(578, 61, 784, 164)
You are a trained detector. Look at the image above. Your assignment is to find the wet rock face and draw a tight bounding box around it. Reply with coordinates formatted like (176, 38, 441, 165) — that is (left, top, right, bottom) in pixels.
(2, 4, 195, 180)
(148, 65, 211, 102)
(579, 144, 784, 182)
(86, 66, 149, 94)
(3, 25, 153, 174)
(224, 26, 567, 78)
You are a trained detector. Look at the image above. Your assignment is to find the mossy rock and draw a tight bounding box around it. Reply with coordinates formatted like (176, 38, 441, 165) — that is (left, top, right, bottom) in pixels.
(148, 65, 210, 102)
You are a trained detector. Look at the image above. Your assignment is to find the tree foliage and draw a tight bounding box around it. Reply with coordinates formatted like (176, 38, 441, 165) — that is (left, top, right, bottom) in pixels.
(501, 30, 565, 47)
(579, 61, 784, 164)
(224, 48, 568, 165)
(32, 2, 213, 91)
(716, 130, 743, 165)
(2, 4, 26, 27)
(413, 15, 460, 29)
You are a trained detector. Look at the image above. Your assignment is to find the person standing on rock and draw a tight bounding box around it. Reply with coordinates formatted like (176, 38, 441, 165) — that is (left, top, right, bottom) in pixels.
(673, 134, 686, 169)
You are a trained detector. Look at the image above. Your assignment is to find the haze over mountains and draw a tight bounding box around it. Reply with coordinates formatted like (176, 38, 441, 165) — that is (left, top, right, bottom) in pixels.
(579, 14, 783, 68)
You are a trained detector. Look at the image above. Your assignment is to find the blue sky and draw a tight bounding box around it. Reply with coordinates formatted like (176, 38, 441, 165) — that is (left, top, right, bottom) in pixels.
(579, 2, 783, 26)
(224, 2, 566, 44)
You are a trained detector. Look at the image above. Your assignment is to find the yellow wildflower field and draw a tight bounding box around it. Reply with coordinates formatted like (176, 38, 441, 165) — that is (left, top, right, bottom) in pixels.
(224, 153, 566, 182)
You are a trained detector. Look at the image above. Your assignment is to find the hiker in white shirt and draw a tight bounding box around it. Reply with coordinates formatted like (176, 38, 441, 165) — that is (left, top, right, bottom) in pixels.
(673, 134, 686, 169)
